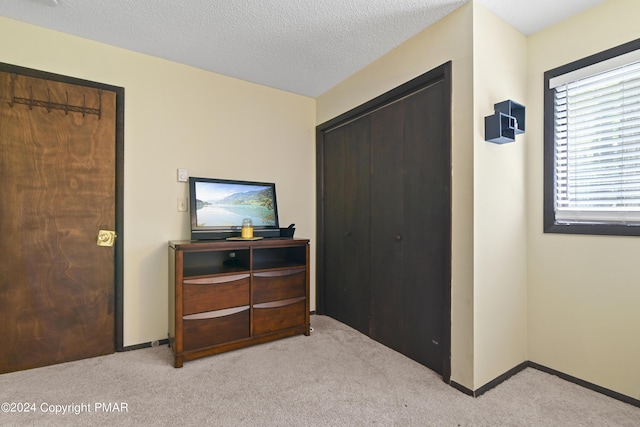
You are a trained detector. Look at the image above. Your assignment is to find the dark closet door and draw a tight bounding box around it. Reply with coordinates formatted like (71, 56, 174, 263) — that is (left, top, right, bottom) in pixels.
(401, 81, 449, 373)
(369, 99, 406, 352)
(369, 82, 450, 375)
(317, 63, 451, 379)
(322, 115, 371, 335)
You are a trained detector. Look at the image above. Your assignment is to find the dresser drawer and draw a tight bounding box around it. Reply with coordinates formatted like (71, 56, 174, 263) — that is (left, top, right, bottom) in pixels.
(183, 274, 250, 315)
(252, 269, 305, 304)
(183, 306, 250, 350)
(253, 297, 305, 335)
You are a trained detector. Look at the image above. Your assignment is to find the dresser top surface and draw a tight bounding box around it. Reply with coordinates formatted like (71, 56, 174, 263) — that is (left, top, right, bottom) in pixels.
(169, 237, 309, 250)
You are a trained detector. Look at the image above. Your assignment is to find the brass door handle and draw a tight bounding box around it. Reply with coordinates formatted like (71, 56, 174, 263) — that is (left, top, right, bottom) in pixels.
(97, 229, 117, 247)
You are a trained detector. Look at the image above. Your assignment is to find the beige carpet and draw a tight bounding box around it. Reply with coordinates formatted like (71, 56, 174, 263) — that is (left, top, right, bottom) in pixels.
(1, 315, 638, 426)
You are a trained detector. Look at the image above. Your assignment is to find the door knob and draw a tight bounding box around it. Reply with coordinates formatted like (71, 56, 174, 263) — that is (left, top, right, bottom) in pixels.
(97, 229, 117, 247)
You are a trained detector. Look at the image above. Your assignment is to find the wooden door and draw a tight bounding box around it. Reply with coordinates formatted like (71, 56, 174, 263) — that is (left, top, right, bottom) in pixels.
(0, 70, 118, 373)
(322, 115, 371, 335)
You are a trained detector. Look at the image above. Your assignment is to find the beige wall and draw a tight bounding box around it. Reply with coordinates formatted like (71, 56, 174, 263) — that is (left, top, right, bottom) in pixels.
(472, 4, 528, 389)
(317, 3, 476, 390)
(527, 0, 640, 400)
(0, 16, 316, 347)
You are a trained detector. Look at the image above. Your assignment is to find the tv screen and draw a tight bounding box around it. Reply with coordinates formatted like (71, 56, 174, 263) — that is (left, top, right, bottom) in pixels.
(189, 177, 280, 240)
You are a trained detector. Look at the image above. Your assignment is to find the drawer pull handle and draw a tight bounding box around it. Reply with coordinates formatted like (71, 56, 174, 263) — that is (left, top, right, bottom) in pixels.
(183, 305, 249, 320)
(253, 296, 305, 309)
(184, 274, 250, 285)
(254, 269, 305, 278)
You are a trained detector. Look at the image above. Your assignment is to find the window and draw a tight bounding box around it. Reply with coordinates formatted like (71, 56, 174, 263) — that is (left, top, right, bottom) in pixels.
(544, 39, 640, 236)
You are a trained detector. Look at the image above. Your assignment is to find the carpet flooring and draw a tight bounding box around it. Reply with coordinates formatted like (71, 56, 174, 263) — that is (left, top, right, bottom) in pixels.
(1, 315, 638, 426)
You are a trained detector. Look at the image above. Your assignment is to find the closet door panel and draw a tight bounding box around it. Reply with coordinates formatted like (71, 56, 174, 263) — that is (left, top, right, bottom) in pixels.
(323, 127, 348, 326)
(370, 101, 406, 353)
(401, 81, 449, 374)
(323, 116, 371, 335)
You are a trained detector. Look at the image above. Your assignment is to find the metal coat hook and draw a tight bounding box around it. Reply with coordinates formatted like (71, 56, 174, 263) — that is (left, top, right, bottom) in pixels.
(8, 73, 15, 107)
(7, 74, 102, 118)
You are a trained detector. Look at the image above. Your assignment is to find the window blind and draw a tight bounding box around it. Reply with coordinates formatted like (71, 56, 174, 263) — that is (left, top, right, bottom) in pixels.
(552, 59, 640, 225)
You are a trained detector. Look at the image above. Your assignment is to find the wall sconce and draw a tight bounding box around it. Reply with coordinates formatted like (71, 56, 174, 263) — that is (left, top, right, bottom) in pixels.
(484, 100, 525, 144)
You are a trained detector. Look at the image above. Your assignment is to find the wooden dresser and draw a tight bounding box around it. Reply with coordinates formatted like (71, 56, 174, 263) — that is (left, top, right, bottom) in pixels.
(168, 238, 310, 367)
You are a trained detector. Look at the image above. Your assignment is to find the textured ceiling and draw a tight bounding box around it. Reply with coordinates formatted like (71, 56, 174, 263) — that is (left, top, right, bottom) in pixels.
(0, 0, 606, 97)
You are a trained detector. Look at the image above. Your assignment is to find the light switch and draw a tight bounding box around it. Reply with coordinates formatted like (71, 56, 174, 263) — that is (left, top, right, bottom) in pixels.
(177, 197, 188, 212)
(177, 168, 188, 182)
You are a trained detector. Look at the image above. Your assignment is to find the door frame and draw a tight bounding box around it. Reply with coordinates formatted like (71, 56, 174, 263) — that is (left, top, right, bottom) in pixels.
(316, 61, 452, 382)
(1, 62, 125, 351)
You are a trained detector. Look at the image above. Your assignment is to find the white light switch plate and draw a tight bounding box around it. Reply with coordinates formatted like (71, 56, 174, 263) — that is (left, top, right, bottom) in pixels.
(177, 197, 188, 212)
(177, 168, 188, 182)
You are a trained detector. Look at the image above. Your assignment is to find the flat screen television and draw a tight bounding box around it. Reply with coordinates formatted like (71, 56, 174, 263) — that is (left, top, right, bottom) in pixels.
(189, 177, 280, 240)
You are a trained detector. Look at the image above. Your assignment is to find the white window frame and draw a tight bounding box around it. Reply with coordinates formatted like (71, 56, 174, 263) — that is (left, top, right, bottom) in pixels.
(544, 39, 640, 236)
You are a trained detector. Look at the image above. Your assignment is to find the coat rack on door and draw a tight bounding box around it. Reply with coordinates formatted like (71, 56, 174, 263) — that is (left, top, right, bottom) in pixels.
(7, 73, 102, 119)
